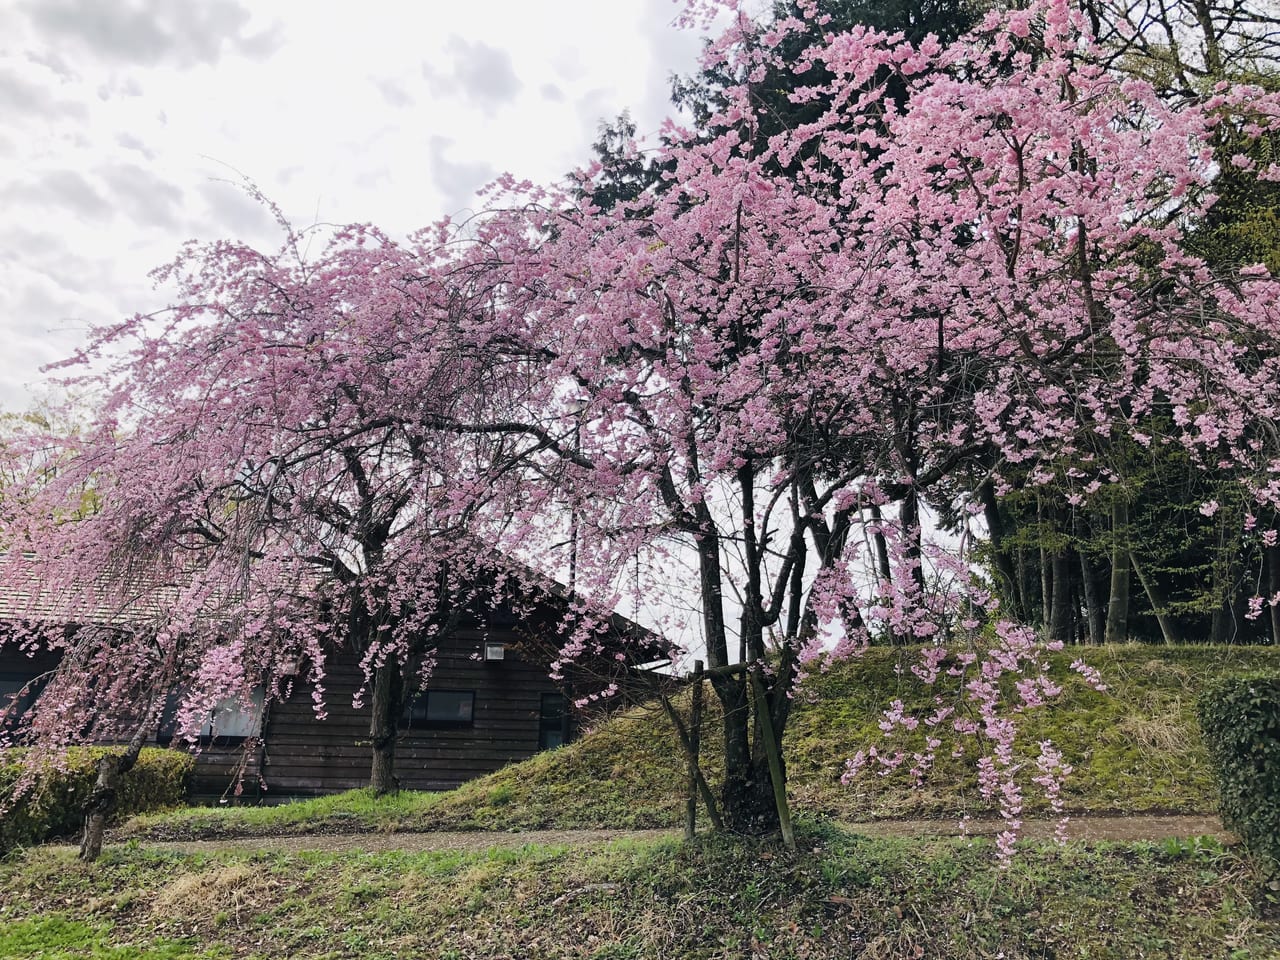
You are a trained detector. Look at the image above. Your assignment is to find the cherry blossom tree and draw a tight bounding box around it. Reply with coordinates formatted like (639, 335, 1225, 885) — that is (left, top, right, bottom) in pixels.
(0, 216, 555, 855)
(442, 0, 1280, 836)
(6, 0, 1280, 852)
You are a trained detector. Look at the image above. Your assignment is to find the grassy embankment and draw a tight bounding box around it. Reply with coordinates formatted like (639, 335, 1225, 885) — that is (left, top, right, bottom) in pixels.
(121, 644, 1280, 840)
(2, 824, 1275, 958)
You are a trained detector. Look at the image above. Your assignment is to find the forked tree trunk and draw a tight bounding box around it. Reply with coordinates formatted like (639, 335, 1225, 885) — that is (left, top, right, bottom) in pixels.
(1131, 551, 1182, 645)
(1105, 500, 1131, 644)
(714, 671, 779, 834)
(80, 708, 155, 862)
(369, 660, 403, 796)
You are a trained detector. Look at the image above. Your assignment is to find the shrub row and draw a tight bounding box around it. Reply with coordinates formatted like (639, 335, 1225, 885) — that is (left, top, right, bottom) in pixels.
(1198, 676, 1280, 876)
(0, 747, 193, 855)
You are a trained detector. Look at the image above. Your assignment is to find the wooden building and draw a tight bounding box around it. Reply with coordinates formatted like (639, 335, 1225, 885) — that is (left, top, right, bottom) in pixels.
(183, 611, 640, 802)
(1, 565, 668, 802)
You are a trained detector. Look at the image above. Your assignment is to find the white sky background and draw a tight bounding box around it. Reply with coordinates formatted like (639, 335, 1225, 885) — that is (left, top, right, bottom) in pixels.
(0, 0, 706, 411)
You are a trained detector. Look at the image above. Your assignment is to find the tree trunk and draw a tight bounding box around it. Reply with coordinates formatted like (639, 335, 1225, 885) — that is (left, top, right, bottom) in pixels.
(1079, 547, 1104, 645)
(1075, 512, 1103, 644)
(1049, 547, 1075, 644)
(749, 667, 794, 850)
(869, 502, 897, 645)
(1209, 516, 1241, 645)
(1268, 545, 1280, 644)
(687, 510, 777, 834)
(899, 488, 926, 591)
(80, 705, 155, 861)
(980, 481, 1023, 620)
(1039, 547, 1051, 627)
(713, 670, 778, 834)
(1015, 547, 1034, 623)
(869, 503, 892, 586)
(1105, 500, 1130, 644)
(1131, 551, 1182, 645)
(369, 659, 403, 796)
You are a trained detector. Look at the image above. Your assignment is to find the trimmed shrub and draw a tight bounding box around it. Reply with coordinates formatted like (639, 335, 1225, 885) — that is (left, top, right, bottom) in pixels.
(0, 747, 193, 855)
(1198, 676, 1280, 876)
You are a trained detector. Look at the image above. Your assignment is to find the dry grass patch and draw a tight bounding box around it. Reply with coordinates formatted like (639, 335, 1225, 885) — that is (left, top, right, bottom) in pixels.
(1100, 708, 1187, 755)
(152, 863, 278, 925)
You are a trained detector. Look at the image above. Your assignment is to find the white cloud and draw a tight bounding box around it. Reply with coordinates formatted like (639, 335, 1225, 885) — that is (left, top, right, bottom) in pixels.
(0, 0, 707, 411)
(19, 0, 283, 69)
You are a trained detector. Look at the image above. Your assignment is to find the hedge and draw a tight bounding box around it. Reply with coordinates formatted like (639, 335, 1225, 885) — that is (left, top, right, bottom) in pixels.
(1198, 676, 1280, 876)
(0, 747, 193, 855)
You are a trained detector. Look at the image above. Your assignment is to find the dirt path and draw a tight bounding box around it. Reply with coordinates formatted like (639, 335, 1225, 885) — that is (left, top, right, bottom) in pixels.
(102, 815, 1233, 856)
(842, 814, 1234, 843)
(127, 828, 678, 856)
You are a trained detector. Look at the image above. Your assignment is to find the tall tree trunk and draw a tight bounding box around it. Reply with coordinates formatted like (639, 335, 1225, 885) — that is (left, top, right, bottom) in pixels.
(1015, 546, 1034, 623)
(869, 503, 893, 586)
(899, 488, 926, 591)
(723, 465, 780, 834)
(1049, 547, 1075, 644)
(1105, 500, 1131, 644)
(1268, 545, 1280, 644)
(980, 481, 1023, 620)
(688, 509, 774, 834)
(869, 502, 897, 645)
(1209, 515, 1241, 645)
(1038, 500, 1052, 628)
(80, 697, 156, 861)
(1131, 551, 1182, 645)
(1079, 547, 1104, 645)
(369, 659, 403, 796)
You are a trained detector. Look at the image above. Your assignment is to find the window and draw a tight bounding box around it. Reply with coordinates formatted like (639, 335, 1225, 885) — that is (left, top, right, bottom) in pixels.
(404, 690, 475, 729)
(0, 672, 45, 731)
(483, 641, 505, 662)
(156, 687, 264, 745)
(201, 688, 264, 741)
(539, 693, 569, 750)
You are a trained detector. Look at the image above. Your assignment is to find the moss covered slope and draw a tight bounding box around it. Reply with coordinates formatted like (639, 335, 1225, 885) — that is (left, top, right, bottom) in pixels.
(124, 644, 1280, 839)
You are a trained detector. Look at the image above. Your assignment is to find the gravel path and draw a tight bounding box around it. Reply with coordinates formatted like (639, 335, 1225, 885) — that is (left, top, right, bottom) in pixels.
(103, 815, 1233, 856)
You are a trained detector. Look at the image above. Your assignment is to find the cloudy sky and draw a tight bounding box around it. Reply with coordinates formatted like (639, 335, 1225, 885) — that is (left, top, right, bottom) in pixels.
(0, 0, 707, 411)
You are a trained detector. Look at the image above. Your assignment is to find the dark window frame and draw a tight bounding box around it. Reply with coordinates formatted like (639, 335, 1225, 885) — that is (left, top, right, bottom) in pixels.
(538, 692, 570, 750)
(0, 671, 47, 731)
(404, 689, 476, 730)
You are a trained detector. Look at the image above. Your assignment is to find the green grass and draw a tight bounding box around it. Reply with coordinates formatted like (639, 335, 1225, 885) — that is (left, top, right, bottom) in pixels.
(1, 826, 1275, 958)
(122, 786, 446, 841)
(121, 644, 1280, 841)
(0, 916, 226, 959)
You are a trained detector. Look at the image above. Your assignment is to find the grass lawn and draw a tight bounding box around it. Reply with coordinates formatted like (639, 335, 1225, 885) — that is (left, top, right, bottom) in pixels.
(120, 644, 1280, 840)
(8, 644, 1280, 958)
(2, 824, 1276, 959)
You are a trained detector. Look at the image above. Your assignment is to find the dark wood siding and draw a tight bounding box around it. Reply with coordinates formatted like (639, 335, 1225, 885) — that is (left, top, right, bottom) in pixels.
(2, 602, 662, 802)
(0, 646, 60, 738)
(255, 626, 565, 798)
